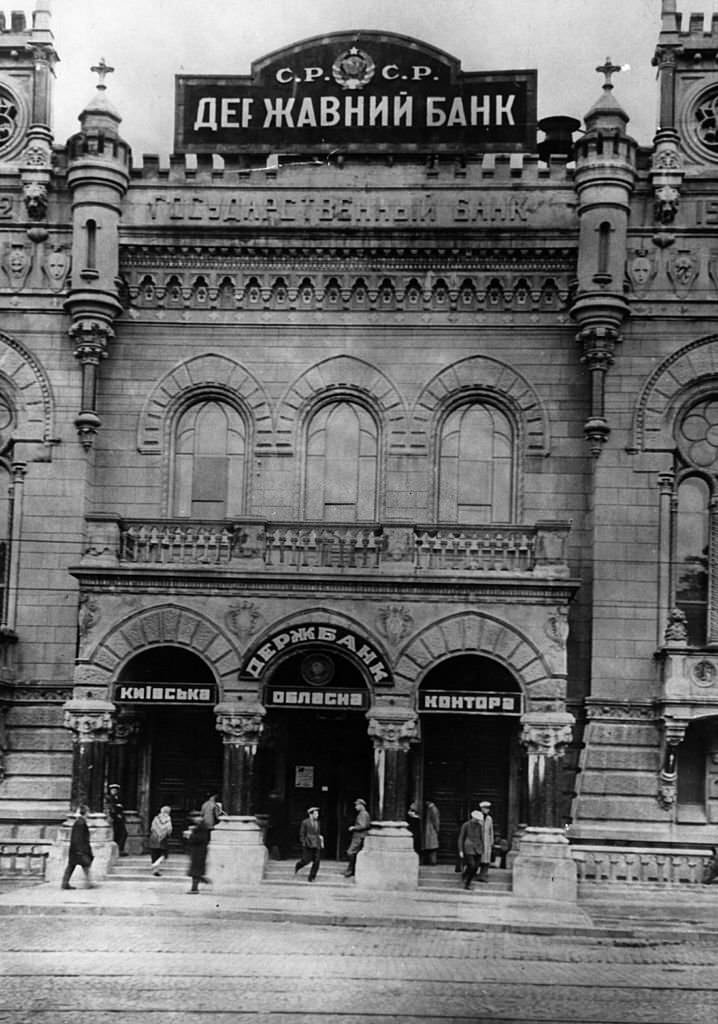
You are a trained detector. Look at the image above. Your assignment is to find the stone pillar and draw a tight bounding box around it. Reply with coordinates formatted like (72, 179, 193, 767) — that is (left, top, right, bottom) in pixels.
(356, 704, 420, 891)
(109, 711, 143, 854)
(513, 711, 577, 901)
(209, 700, 268, 888)
(46, 696, 116, 883)
(521, 711, 574, 828)
(657, 716, 687, 813)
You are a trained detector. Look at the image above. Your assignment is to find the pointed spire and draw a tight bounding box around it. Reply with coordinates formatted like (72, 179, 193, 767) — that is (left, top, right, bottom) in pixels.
(79, 58, 121, 133)
(584, 56, 629, 131)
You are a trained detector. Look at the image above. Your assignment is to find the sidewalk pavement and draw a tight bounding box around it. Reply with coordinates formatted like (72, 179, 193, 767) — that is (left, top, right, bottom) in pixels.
(2, 872, 718, 937)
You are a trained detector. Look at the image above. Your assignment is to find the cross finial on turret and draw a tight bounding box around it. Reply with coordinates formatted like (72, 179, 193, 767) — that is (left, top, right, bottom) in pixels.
(90, 57, 114, 90)
(596, 57, 621, 90)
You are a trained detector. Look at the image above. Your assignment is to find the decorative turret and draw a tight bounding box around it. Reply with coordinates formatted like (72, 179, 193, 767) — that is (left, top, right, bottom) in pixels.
(570, 59, 637, 456)
(64, 59, 131, 449)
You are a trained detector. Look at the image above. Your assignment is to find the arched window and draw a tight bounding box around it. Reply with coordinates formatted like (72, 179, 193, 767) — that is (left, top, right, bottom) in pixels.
(675, 475, 710, 646)
(438, 402, 513, 523)
(304, 401, 378, 521)
(172, 400, 246, 518)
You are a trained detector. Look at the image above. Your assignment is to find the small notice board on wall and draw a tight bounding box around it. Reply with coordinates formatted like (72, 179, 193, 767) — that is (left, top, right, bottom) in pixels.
(294, 765, 315, 788)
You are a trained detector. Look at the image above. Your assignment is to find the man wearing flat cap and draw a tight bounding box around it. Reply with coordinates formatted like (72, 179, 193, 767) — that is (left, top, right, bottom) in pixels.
(105, 783, 128, 857)
(343, 797, 371, 878)
(294, 806, 323, 881)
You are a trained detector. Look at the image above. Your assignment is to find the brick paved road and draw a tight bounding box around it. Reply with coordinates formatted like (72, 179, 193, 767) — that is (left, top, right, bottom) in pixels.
(1, 914, 717, 1023)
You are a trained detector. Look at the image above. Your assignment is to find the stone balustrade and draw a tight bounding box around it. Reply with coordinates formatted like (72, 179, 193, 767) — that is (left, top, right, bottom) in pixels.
(571, 844, 714, 886)
(0, 841, 50, 876)
(83, 516, 572, 578)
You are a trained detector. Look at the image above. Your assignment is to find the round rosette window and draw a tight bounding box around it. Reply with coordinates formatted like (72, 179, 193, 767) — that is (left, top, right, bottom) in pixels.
(681, 84, 718, 164)
(677, 398, 718, 471)
(0, 84, 23, 159)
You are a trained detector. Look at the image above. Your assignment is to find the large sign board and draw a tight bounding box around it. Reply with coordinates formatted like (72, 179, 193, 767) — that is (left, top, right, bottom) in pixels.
(419, 690, 522, 715)
(245, 622, 390, 685)
(114, 683, 217, 705)
(175, 31, 536, 154)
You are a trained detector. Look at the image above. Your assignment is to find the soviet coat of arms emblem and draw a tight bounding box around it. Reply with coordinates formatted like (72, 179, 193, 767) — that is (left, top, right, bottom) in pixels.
(332, 47, 376, 90)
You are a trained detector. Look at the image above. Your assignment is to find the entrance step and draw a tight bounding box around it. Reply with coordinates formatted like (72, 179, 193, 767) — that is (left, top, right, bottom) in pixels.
(107, 855, 187, 882)
(419, 865, 512, 893)
(263, 859, 355, 887)
(107, 856, 513, 892)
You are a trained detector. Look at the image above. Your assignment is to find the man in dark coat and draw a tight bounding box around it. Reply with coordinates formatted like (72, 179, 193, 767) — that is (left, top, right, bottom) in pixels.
(106, 783, 128, 856)
(294, 806, 323, 881)
(61, 804, 95, 890)
(343, 798, 371, 877)
(185, 811, 211, 894)
(457, 809, 484, 890)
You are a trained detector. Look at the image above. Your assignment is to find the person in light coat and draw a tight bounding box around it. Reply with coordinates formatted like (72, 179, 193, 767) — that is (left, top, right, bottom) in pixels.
(422, 800, 440, 865)
(478, 800, 495, 882)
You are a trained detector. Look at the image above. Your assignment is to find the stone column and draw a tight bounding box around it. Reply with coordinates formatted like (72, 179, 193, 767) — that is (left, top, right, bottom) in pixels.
(356, 704, 420, 891)
(520, 711, 574, 828)
(513, 711, 577, 901)
(109, 711, 143, 854)
(209, 700, 268, 888)
(46, 696, 116, 884)
(657, 716, 687, 813)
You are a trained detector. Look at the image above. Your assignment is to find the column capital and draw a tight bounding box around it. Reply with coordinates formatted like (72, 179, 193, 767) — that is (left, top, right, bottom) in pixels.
(366, 705, 420, 751)
(214, 701, 265, 748)
(63, 696, 115, 742)
(520, 711, 574, 757)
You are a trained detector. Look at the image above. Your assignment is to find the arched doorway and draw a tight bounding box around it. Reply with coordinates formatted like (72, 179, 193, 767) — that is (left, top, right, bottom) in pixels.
(418, 654, 524, 862)
(115, 646, 222, 841)
(677, 715, 718, 825)
(256, 646, 373, 861)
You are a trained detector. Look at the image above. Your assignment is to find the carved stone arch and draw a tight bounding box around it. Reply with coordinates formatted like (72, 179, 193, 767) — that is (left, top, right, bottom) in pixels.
(631, 335, 718, 452)
(394, 611, 554, 705)
(137, 352, 273, 454)
(0, 329, 54, 445)
(276, 355, 409, 452)
(411, 354, 549, 455)
(241, 605, 392, 693)
(87, 603, 241, 694)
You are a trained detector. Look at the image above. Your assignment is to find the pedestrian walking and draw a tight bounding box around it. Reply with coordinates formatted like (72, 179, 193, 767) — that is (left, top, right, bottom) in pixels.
(457, 809, 483, 890)
(423, 799, 440, 865)
(61, 804, 95, 890)
(478, 800, 495, 882)
(200, 791, 223, 834)
(343, 797, 371, 877)
(294, 806, 323, 881)
(149, 805, 173, 875)
(106, 783, 128, 857)
(183, 811, 211, 894)
(407, 800, 421, 856)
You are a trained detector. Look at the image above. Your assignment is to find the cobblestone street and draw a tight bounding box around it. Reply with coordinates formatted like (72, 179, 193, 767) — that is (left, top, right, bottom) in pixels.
(1, 904, 717, 1023)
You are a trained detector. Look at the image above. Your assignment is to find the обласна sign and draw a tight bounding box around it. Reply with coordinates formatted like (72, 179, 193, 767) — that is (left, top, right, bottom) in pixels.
(175, 31, 536, 154)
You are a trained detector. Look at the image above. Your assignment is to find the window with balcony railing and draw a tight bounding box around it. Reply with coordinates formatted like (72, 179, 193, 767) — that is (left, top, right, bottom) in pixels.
(671, 397, 718, 646)
(438, 401, 513, 524)
(304, 401, 378, 522)
(172, 400, 247, 519)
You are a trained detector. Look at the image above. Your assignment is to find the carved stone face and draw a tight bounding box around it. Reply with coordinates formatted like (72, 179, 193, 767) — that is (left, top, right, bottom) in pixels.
(631, 256, 651, 285)
(47, 250, 67, 280)
(8, 247, 26, 274)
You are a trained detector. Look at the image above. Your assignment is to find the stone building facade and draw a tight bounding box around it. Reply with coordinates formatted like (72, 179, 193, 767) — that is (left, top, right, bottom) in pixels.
(0, 1, 717, 883)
